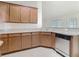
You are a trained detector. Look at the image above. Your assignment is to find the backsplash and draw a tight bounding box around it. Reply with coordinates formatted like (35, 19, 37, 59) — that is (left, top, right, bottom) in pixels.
(0, 23, 40, 30)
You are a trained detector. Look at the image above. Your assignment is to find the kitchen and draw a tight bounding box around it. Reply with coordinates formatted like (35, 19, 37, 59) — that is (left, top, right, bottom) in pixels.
(0, 1, 79, 57)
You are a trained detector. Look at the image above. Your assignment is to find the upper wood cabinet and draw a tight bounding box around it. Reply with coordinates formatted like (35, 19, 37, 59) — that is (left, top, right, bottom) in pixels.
(0, 2, 38, 23)
(0, 2, 9, 22)
(21, 6, 30, 23)
(10, 4, 21, 22)
(30, 8, 38, 23)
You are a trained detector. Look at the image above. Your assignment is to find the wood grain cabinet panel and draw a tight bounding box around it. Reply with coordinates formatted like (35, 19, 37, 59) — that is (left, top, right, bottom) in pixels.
(21, 33, 31, 49)
(30, 8, 37, 23)
(8, 33, 21, 52)
(10, 4, 21, 22)
(0, 34, 9, 54)
(40, 32, 55, 48)
(32, 32, 40, 47)
(0, 2, 9, 22)
(51, 32, 55, 48)
(21, 6, 30, 23)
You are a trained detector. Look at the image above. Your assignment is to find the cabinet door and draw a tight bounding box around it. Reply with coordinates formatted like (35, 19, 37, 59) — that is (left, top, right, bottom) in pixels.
(22, 33, 31, 49)
(21, 6, 30, 23)
(0, 2, 9, 22)
(51, 32, 55, 48)
(32, 32, 40, 47)
(8, 34, 21, 52)
(0, 34, 9, 54)
(40, 32, 52, 47)
(30, 8, 37, 23)
(10, 4, 20, 22)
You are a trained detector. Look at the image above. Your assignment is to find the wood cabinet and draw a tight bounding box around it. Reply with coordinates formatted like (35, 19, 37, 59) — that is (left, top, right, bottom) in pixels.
(40, 32, 55, 48)
(10, 4, 21, 22)
(21, 33, 31, 49)
(0, 2, 38, 23)
(51, 32, 55, 48)
(32, 32, 40, 47)
(0, 2, 9, 22)
(30, 8, 37, 23)
(0, 32, 55, 55)
(21, 6, 30, 23)
(0, 34, 9, 54)
(8, 33, 21, 52)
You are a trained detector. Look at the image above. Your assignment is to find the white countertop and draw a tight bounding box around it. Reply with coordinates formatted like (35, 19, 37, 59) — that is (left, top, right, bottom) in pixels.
(0, 28, 79, 36)
(46, 28, 79, 36)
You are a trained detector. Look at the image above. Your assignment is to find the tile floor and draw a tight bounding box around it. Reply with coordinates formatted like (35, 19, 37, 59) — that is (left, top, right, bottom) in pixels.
(3, 47, 62, 57)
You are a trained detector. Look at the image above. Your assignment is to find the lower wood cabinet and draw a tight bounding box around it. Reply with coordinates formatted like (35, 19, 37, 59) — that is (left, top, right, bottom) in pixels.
(51, 32, 55, 48)
(0, 32, 55, 55)
(8, 33, 22, 52)
(21, 33, 32, 49)
(0, 34, 9, 54)
(40, 32, 55, 48)
(32, 32, 40, 47)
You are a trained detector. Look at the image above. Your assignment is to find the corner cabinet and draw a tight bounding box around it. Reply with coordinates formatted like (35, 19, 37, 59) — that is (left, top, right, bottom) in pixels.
(9, 4, 21, 23)
(0, 2, 9, 22)
(40, 32, 55, 48)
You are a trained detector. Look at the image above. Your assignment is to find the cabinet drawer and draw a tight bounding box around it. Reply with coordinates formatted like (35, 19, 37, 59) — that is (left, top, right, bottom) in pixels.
(40, 32, 51, 35)
(9, 33, 21, 37)
(0, 34, 8, 38)
(32, 32, 39, 35)
(22, 32, 31, 36)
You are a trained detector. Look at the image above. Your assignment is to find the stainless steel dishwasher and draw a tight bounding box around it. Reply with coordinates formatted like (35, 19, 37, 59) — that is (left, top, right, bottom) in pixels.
(55, 34, 71, 57)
